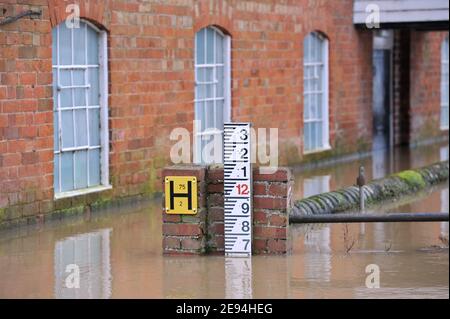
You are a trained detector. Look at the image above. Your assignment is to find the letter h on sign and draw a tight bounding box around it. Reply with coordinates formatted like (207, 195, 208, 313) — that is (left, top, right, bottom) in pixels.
(165, 176, 198, 215)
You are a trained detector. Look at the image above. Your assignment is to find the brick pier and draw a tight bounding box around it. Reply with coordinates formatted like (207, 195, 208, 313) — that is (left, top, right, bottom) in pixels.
(162, 166, 293, 255)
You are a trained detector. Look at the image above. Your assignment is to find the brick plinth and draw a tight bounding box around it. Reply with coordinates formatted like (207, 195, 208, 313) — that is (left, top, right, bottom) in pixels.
(161, 165, 207, 255)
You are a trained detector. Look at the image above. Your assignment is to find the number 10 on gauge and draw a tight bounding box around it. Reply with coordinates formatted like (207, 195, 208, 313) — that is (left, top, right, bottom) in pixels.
(224, 123, 252, 257)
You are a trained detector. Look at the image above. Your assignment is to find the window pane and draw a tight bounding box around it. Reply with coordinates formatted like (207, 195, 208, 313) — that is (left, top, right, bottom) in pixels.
(89, 149, 101, 186)
(73, 24, 86, 65)
(73, 70, 84, 85)
(89, 108, 101, 146)
(61, 152, 74, 192)
(88, 68, 99, 106)
(215, 99, 224, 131)
(60, 71, 73, 108)
(196, 84, 206, 100)
(197, 67, 213, 83)
(73, 69, 85, 107)
(206, 28, 215, 64)
(54, 153, 60, 193)
(317, 94, 323, 118)
(74, 88, 85, 107)
(304, 123, 310, 151)
(61, 110, 74, 148)
(59, 24, 72, 65)
(196, 28, 206, 65)
(205, 84, 213, 99)
(53, 70, 58, 107)
(316, 122, 322, 149)
(195, 101, 205, 132)
(54, 111, 59, 151)
(74, 150, 88, 189)
(87, 26, 99, 65)
(75, 109, 88, 147)
(217, 66, 224, 97)
(205, 101, 214, 129)
(304, 97, 310, 120)
(215, 32, 224, 64)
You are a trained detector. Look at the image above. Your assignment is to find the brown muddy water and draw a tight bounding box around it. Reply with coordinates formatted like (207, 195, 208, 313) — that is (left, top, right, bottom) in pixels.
(0, 142, 448, 299)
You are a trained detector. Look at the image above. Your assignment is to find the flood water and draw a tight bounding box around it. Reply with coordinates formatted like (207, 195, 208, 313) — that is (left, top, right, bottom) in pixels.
(0, 142, 448, 299)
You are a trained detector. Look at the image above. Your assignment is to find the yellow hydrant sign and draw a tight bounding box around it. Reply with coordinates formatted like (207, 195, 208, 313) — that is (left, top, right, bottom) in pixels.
(164, 176, 198, 215)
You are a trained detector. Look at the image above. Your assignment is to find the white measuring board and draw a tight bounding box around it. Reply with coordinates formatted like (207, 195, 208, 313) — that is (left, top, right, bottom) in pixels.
(224, 123, 252, 257)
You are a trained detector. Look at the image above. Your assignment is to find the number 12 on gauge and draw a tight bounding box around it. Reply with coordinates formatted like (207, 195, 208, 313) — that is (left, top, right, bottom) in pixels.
(224, 123, 252, 257)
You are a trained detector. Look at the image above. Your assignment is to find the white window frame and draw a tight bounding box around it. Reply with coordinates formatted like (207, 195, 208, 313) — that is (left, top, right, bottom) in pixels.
(53, 20, 110, 199)
(441, 36, 449, 131)
(193, 26, 231, 164)
(303, 32, 330, 154)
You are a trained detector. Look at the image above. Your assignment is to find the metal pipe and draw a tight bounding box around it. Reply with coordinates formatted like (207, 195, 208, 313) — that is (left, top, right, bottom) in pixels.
(290, 213, 449, 224)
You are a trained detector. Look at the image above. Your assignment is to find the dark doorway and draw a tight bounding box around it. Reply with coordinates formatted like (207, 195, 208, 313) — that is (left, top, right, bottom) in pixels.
(372, 31, 394, 178)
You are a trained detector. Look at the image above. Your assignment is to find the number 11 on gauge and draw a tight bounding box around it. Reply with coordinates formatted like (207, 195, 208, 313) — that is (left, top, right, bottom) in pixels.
(224, 123, 252, 257)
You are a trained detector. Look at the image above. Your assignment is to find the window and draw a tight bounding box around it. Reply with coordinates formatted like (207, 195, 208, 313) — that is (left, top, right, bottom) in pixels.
(52, 21, 109, 198)
(441, 36, 449, 130)
(194, 26, 231, 164)
(303, 32, 329, 153)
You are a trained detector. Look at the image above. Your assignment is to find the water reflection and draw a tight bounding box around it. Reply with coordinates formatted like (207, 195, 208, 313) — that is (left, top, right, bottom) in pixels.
(303, 175, 330, 198)
(225, 258, 252, 299)
(292, 141, 448, 200)
(54, 229, 112, 299)
(0, 142, 448, 299)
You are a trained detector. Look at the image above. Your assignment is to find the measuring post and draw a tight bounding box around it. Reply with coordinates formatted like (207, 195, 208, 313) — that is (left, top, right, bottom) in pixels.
(224, 123, 252, 257)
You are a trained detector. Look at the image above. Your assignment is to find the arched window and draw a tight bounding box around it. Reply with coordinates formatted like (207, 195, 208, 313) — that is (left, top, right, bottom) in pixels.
(441, 36, 449, 130)
(303, 32, 329, 153)
(194, 26, 231, 164)
(52, 20, 109, 197)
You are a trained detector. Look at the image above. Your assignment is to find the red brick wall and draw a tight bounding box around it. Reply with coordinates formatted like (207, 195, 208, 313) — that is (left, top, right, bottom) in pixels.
(409, 30, 449, 145)
(1, 0, 443, 224)
(0, 1, 54, 220)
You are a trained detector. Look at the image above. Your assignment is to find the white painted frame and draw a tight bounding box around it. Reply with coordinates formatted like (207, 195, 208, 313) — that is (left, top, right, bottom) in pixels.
(303, 32, 330, 154)
(441, 36, 449, 131)
(53, 20, 110, 199)
(194, 26, 231, 164)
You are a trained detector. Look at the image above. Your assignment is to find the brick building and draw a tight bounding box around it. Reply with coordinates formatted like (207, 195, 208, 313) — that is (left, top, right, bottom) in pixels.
(0, 0, 448, 225)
